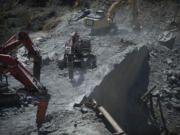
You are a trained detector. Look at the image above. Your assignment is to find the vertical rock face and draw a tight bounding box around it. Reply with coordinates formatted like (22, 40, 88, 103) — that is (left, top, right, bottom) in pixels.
(90, 46, 158, 135)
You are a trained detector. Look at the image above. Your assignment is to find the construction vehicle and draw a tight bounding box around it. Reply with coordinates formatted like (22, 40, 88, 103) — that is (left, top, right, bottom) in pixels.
(58, 32, 96, 79)
(0, 32, 50, 128)
(84, 0, 139, 34)
(68, 8, 91, 24)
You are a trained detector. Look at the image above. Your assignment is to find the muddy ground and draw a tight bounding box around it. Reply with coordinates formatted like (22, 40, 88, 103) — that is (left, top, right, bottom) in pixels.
(0, 0, 180, 135)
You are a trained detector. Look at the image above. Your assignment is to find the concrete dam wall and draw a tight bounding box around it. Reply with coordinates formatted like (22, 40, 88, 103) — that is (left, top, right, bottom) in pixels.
(89, 46, 159, 135)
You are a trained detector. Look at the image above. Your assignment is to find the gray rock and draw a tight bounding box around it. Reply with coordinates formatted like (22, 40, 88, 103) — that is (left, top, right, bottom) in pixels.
(174, 71, 180, 79)
(169, 75, 176, 83)
(173, 87, 180, 91)
(166, 58, 173, 65)
(171, 101, 180, 112)
(81, 107, 88, 114)
(74, 123, 77, 128)
(166, 70, 173, 77)
(158, 31, 176, 49)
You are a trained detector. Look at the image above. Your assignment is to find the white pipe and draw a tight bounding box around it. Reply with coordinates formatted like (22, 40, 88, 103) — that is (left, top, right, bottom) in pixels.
(97, 106, 124, 135)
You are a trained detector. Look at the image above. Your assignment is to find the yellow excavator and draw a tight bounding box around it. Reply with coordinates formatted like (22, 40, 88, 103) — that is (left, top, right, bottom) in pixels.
(84, 0, 140, 34)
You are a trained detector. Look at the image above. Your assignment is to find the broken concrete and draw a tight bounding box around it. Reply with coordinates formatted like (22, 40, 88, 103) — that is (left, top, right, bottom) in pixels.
(89, 46, 159, 135)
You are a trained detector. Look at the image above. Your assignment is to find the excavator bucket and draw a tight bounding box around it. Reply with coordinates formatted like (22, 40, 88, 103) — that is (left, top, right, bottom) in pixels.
(36, 94, 50, 128)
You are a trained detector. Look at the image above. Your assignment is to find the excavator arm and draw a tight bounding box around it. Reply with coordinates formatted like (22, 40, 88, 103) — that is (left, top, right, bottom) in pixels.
(0, 32, 50, 128)
(2, 32, 37, 55)
(106, 0, 135, 23)
(106, 0, 127, 22)
(1, 32, 42, 80)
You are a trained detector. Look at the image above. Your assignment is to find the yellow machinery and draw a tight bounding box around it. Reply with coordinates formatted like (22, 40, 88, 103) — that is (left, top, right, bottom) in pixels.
(84, 0, 139, 33)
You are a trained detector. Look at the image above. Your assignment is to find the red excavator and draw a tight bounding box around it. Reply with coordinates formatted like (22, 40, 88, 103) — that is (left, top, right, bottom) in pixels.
(0, 32, 50, 128)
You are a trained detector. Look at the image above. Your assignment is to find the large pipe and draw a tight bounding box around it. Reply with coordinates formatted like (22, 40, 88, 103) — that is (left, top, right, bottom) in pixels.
(97, 106, 124, 135)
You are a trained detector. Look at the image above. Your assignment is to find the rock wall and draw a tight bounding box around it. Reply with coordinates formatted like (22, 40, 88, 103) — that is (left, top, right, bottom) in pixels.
(90, 46, 159, 135)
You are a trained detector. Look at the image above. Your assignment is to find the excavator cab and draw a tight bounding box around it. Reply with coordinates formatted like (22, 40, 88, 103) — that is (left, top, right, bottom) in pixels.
(96, 10, 105, 18)
(84, 9, 107, 27)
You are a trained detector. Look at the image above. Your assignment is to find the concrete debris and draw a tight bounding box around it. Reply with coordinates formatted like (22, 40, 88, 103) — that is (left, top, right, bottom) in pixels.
(158, 31, 176, 49)
(166, 58, 173, 65)
(81, 106, 88, 114)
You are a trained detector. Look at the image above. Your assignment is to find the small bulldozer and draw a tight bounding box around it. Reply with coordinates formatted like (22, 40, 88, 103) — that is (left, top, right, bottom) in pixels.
(58, 32, 96, 79)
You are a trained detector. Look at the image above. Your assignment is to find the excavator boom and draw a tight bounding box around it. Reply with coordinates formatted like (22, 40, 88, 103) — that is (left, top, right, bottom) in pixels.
(2, 32, 36, 55)
(1, 32, 42, 80)
(0, 32, 50, 128)
(106, 0, 126, 21)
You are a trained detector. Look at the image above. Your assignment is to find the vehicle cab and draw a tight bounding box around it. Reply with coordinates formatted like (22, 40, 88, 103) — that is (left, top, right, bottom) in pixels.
(84, 9, 110, 28)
